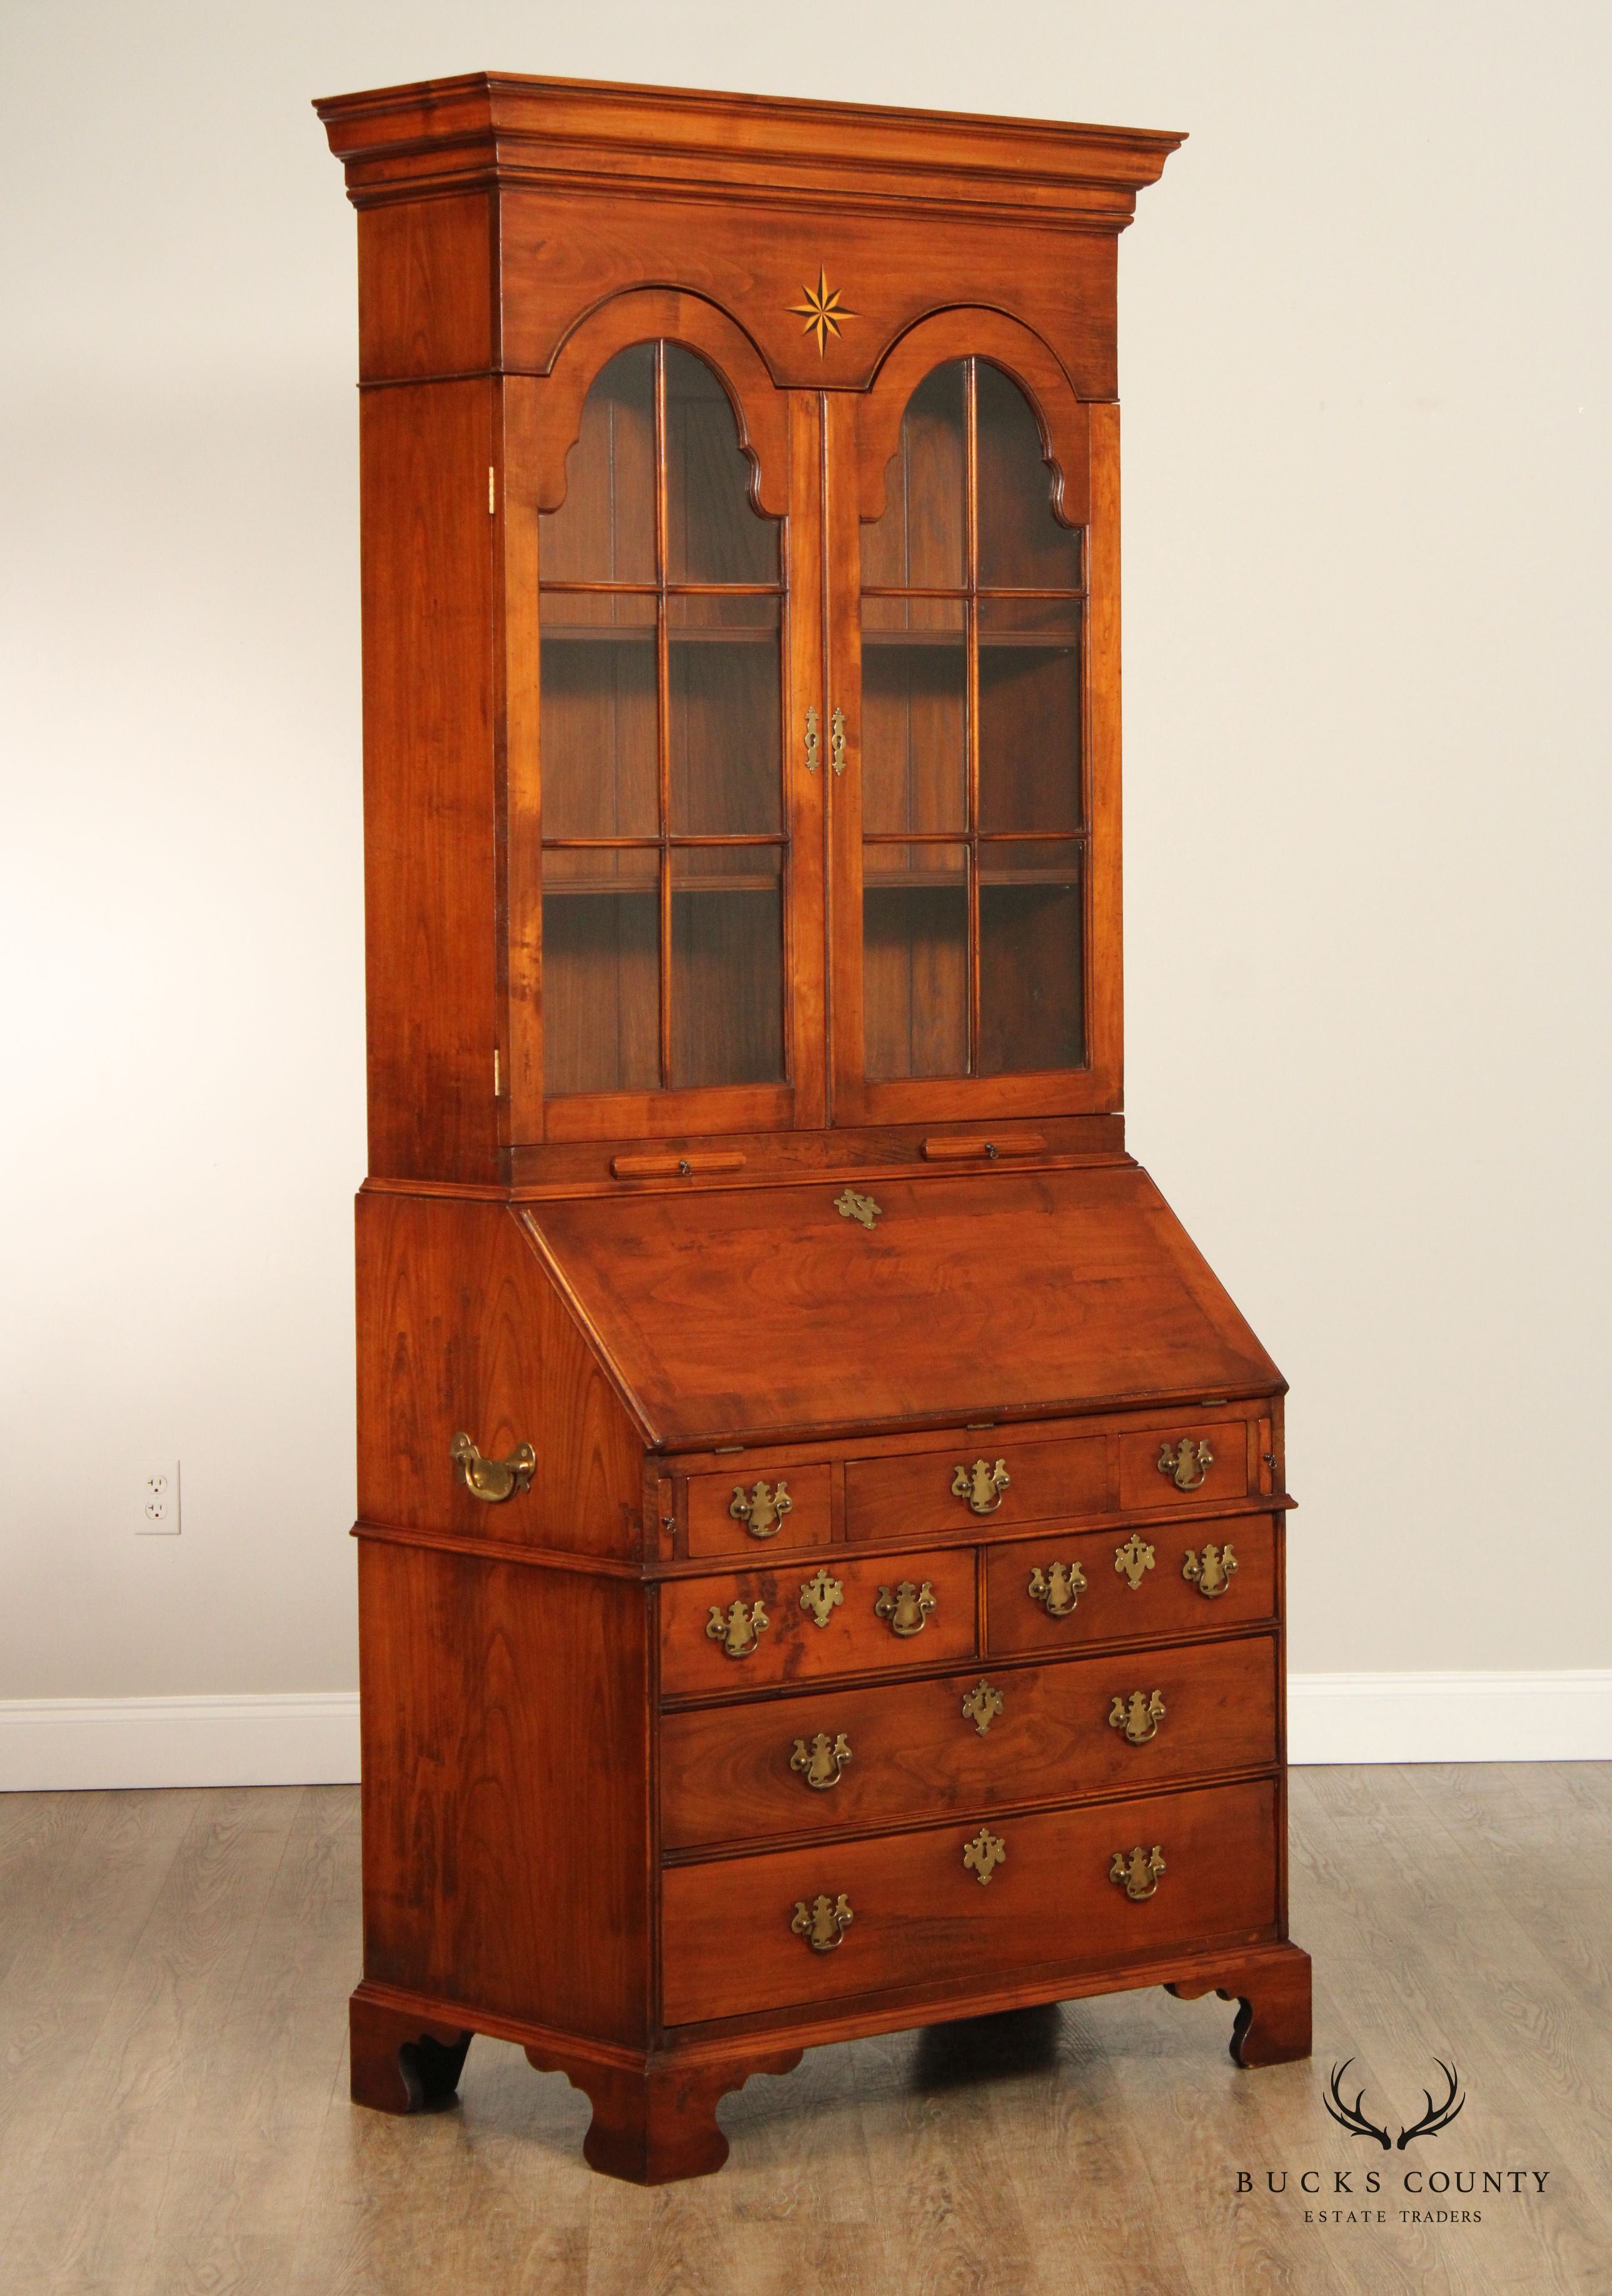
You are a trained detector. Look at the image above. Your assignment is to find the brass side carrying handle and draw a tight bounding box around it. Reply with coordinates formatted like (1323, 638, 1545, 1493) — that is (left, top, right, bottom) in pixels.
(1109, 1845, 1166, 1901)
(450, 1431, 535, 1503)
(792, 1892, 853, 1951)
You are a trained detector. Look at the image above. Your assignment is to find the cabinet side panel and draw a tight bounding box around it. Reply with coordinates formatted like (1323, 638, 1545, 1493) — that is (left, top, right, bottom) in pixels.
(360, 380, 499, 1182)
(358, 1539, 650, 2043)
(356, 1193, 644, 1554)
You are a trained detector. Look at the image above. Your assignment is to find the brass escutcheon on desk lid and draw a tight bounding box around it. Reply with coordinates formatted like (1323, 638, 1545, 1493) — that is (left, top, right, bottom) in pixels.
(790, 1731, 852, 1790)
(798, 1568, 845, 1629)
(1158, 1436, 1214, 1491)
(1108, 1689, 1166, 1745)
(705, 1598, 769, 1659)
(449, 1431, 536, 1503)
(1182, 1542, 1237, 1598)
(834, 1186, 880, 1229)
(952, 1458, 1010, 1514)
(1113, 1533, 1156, 1591)
(875, 1579, 935, 1637)
(730, 1479, 791, 1538)
(792, 1892, 854, 1951)
(1027, 1559, 1087, 1618)
(1109, 1845, 1166, 1901)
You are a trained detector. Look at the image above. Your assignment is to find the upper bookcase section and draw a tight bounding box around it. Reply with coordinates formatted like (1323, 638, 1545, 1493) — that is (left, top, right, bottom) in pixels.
(315, 72, 1184, 395)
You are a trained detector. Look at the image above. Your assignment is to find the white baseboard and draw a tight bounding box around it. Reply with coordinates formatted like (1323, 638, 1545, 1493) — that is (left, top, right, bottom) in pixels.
(1287, 1670, 1612, 1765)
(0, 1674, 1607, 1791)
(0, 1693, 361, 1791)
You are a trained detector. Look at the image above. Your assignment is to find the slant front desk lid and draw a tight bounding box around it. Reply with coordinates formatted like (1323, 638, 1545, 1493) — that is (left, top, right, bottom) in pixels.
(520, 1161, 1282, 1451)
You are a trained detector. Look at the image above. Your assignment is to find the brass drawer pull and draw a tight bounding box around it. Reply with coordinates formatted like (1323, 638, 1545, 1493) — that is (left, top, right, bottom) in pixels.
(1182, 1542, 1237, 1599)
(1109, 1845, 1166, 1901)
(1027, 1559, 1086, 1618)
(1159, 1436, 1214, 1491)
(962, 1826, 1006, 1886)
(705, 1598, 770, 1659)
(874, 1579, 935, 1637)
(730, 1478, 791, 1538)
(792, 1892, 853, 1951)
(952, 1458, 1009, 1514)
(805, 704, 820, 773)
(798, 1568, 845, 1628)
(449, 1432, 535, 1503)
(1114, 1533, 1156, 1591)
(1108, 1690, 1166, 1745)
(961, 1678, 1004, 1736)
(790, 1731, 852, 1790)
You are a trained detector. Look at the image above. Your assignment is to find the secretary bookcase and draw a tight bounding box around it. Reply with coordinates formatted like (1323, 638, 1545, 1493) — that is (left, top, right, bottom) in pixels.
(318, 69, 1311, 2183)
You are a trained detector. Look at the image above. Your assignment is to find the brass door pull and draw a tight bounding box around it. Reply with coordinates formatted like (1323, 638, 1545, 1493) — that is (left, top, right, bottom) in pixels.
(804, 705, 820, 773)
(730, 1479, 791, 1538)
(450, 1432, 535, 1503)
(961, 1678, 1005, 1736)
(952, 1458, 1009, 1514)
(1114, 1533, 1156, 1591)
(1109, 1845, 1166, 1901)
(798, 1568, 845, 1628)
(706, 1598, 770, 1659)
(1027, 1559, 1086, 1618)
(1108, 1690, 1166, 1745)
(875, 1579, 935, 1637)
(790, 1731, 852, 1790)
(1182, 1543, 1237, 1598)
(1158, 1436, 1214, 1491)
(962, 1826, 1006, 1885)
(792, 1892, 853, 1951)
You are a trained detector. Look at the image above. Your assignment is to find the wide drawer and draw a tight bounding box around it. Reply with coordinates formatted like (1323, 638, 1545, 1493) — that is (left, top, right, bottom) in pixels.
(660, 1548, 976, 1700)
(986, 1516, 1276, 1657)
(662, 1776, 1279, 2025)
(662, 1633, 1279, 1851)
(845, 1435, 1109, 1541)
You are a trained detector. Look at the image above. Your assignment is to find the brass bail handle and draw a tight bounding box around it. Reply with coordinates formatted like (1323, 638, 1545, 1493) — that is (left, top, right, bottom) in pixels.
(450, 1431, 536, 1503)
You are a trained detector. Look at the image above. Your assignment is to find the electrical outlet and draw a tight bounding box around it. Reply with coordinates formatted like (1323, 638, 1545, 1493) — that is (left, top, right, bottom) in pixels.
(139, 1463, 181, 1534)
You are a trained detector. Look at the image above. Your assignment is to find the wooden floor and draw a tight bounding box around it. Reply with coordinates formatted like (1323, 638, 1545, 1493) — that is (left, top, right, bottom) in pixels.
(1, 1766, 1607, 2293)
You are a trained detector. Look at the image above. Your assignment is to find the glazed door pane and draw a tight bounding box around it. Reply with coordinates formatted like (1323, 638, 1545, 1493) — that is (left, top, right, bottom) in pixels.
(539, 341, 789, 1107)
(855, 357, 1087, 1090)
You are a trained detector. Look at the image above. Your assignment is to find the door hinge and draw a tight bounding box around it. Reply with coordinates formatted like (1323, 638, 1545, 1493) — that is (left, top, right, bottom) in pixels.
(488, 465, 496, 515)
(493, 1047, 501, 1095)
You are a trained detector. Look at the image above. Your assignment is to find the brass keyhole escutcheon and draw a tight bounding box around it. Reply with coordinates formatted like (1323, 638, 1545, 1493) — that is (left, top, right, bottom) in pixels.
(790, 1731, 852, 1790)
(730, 1479, 792, 1539)
(830, 705, 848, 774)
(449, 1432, 536, 1504)
(1109, 1845, 1166, 1901)
(1114, 1533, 1156, 1592)
(1108, 1689, 1166, 1746)
(1182, 1543, 1237, 1599)
(962, 1826, 1007, 1886)
(1027, 1559, 1086, 1618)
(804, 705, 820, 773)
(705, 1598, 770, 1659)
(875, 1579, 935, 1638)
(834, 1186, 881, 1229)
(798, 1568, 845, 1629)
(961, 1678, 1005, 1736)
(952, 1458, 1010, 1515)
(1158, 1436, 1214, 1492)
(792, 1893, 853, 1951)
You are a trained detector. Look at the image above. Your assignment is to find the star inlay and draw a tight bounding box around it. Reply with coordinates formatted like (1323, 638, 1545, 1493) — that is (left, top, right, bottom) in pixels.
(788, 268, 857, 357)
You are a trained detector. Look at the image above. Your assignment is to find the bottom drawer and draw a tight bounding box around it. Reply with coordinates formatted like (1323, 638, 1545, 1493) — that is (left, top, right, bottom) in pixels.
(662, 1776, 1277, 2026)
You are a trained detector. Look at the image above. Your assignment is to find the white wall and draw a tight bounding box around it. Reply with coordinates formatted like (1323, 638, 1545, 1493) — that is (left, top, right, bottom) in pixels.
(2, 3, 1607, 1764)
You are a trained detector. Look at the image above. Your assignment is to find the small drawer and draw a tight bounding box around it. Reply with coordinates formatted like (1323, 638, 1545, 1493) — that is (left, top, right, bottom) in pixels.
(986, 1516, 1276, 1658)
(1121, 1423, 1249, 1510)
(845, 1435, 1107, 1542)
(661, 1633, 1279, 1852)
(685, 1463, 832, 1559)
(660, 1548, 975, 1701)
(662, 1776, 1278, 2025)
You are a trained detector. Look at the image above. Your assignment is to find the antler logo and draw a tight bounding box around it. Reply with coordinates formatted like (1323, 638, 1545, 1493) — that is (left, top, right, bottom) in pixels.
(1322, 2058, 1466, 2150)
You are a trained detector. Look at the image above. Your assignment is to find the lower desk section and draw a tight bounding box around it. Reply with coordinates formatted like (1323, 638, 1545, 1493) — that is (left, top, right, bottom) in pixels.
(661, 1775, 1278, 2026)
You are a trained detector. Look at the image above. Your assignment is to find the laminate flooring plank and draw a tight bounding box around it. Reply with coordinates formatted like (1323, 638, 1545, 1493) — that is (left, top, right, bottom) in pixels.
(720, 2035, 876, 2224)
(5, 1785, 301, 2294)
(0, 1788, 203, 2257)
(1289, 1766, 1607, 2294)
(0, 1793, 96, 1988)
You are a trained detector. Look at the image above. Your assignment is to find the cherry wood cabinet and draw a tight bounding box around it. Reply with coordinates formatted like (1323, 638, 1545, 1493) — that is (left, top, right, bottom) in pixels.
(320, 68, 1310, 2183)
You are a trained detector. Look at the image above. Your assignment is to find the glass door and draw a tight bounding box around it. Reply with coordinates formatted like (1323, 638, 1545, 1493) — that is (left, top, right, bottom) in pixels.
(535, 338, 816, 1138)
(829, 345, 1109, 1127)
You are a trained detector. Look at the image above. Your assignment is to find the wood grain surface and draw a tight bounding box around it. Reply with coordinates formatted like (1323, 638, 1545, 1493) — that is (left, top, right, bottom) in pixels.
(3, 1768, 1602, 2292)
